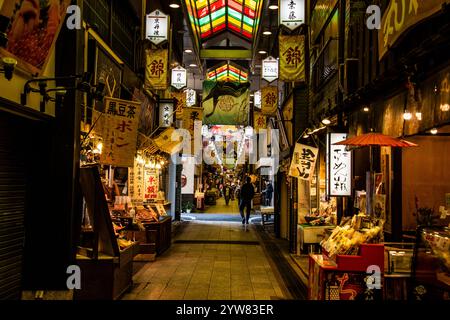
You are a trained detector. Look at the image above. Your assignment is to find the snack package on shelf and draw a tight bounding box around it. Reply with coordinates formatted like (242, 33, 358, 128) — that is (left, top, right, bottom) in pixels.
(117, 238, 134, 250)
(320, 214, 384, 257)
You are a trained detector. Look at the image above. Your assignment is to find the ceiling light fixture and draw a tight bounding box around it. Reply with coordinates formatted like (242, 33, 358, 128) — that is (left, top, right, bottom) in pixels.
(363, 107, 370, 112)
(263, 31, 272, 35)
(258, 50, 267, 54)
(189, 63, 197, 67)
(430, 128, 438, 135)
(184, 49, 193, 53)
(269, 5, 278, 10)
(169, 3, 180, 9)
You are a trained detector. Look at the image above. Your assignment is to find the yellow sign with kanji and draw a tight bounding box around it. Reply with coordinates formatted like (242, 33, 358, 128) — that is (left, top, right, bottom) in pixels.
(145, 49, 168, 90)
(100, 97, 140, 167)
(171, 91, 186, 119)
(253, 112, 266, 131)
(279, 35, 305, 82)
(261, 86, 278, 116)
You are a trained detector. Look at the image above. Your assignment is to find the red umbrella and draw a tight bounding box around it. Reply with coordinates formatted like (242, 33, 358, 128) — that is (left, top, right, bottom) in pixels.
(333, 132, 418, 148)
(333, 132, 418, 216)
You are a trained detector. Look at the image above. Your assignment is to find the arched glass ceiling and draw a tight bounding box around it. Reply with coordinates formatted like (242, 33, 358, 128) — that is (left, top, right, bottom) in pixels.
(207, 62, 249, 82)
(183, 0, 263, 45)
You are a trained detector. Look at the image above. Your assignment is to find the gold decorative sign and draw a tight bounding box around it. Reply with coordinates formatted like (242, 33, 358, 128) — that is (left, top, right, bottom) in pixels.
(145, 49, 168, 90)
(171, 91, 186, 119)
(261, 86, 278, 116)
(100, 97, 140, 167)
(279, 35, 306, 82)
(253, 111, 266, 131)
(379, 0, 448, 59)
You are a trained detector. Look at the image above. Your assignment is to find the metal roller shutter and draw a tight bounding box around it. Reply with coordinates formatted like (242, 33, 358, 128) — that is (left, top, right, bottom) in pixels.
(0, 115, 26, 300)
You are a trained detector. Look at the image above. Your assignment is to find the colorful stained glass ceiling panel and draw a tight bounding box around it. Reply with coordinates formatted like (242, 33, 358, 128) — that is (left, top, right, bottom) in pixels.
(183, 0, 263, 42)
(207, 63, 249, 82)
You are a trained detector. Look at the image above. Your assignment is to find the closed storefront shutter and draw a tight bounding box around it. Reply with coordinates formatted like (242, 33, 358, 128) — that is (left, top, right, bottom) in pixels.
(0, 115, 26, 300)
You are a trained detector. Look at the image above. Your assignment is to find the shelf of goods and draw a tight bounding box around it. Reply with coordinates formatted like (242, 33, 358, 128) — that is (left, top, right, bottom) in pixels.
(308, 215, 385, 300)
(76, 165, 139, 300)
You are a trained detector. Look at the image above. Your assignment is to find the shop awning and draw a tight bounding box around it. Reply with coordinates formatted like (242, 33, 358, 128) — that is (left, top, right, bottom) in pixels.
(207, 61, 249, 82)
(152, 127, 184, 155)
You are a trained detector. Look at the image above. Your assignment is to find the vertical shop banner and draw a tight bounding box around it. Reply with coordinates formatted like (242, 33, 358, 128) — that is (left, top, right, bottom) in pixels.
(253, 111, 266, 131)
(186, 89, 197, 107)
(289, 143, 318, 180)
(145, 49, 168, 90)
(128, 159, 145, 202)
(133, 88, 156, 137)
(279, 35, 306, 82)
(254, 90, 262, 109)
(171, 91, 186, 119)
(279, 0, 305, 30)
(181, 156, 195, 194)
(100, 98, 140, 167)
(144, 168, 159, 200)
(146, 9, 169, 45)
(171, 66, 187, 90)
(327, 133, 352, 196)
(262, 56, 279, 83)
(261, 86, 278, 116)
(202, 80, 250, 126)
(159, 100, 174, 127)
(0, 0, 70, 74)
(379, 0, 449, 60)
(183, 107, 203, 138)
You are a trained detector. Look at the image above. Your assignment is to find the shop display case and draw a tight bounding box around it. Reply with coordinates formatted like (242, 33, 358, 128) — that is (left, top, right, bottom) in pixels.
(410, 226, 450, 300)
(76, 166, 138, 300)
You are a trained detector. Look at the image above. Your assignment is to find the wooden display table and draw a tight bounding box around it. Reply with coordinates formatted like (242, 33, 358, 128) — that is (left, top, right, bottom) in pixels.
(144, 216, 172, 255)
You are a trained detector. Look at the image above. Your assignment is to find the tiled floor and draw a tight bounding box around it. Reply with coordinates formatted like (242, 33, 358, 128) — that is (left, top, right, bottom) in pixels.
(122, 221, 287, 300)
(203, 197, 240, 214)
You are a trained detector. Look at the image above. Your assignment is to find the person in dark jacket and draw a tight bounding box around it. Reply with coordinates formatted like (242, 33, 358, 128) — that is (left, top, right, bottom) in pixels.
(265, 180, 274, 206)
(239, 176, 255, 225)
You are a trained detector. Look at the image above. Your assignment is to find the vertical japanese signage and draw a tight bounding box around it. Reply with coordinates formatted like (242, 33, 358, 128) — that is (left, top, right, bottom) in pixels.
(186, 89, 197, 107)
(279, 0, 305, 30)
(171, 91, 186, 119)
(253, 111, 266, 131)
(289, 143, 318, 180)
(171, 66, 187, 90)
(262, 56, 279, 83)
(146, 9, 169, 45)
(129, 159, 145, 201)
(144, 168, 159, 200)
(145, 49, 168, 90)
(279, 35, 305, 82)
(261, 86, 278, 116)
(100, 97, 140, 167)
(327, 133, 352, 196)
(159, 100, 174, 128)
(181, 156, 195, 194)
(254, 90, 262, 109)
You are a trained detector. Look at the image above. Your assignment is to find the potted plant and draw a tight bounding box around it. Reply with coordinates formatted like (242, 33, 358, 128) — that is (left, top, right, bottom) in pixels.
(183, 201, 194, 214)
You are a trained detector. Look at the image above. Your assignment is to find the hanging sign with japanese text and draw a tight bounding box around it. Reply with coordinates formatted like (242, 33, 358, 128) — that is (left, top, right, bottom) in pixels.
(128, 158, 145, 202)
(253, 111, 266, 131)
(379, 0, 448, 60)
(146, 9, 169, 45)
(279, 0, 305, 30)
(254, 90, 261, 109)
(171, 66, 187, 90)
(327, 133, 352, 196)
(181, 156, 195, 194)
(100, 98, 140, 167)
(145, 49, 168, 90)
(262, 56, 279, 83)
(159, 100, 174, 128)
(279, 35, 305, 82)
(261, 86, 278, 116)
(144, 168, 159, 200)
(171, 91, 186, 119)
(289, 143, 318, 180)
(186, 89, 197, 107)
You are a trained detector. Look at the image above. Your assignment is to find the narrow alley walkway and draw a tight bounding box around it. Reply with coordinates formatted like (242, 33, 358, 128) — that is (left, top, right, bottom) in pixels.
(122, 221, 295, 300)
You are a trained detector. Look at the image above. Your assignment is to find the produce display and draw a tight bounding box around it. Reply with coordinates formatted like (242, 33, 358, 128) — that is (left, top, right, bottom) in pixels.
(306, 200, 337, 226)
(421, 228, 450, 274)
(321, 214, 384, 257)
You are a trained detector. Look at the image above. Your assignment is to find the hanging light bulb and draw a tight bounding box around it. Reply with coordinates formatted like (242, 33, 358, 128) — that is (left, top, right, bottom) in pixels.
(363, 107, 370, 112)
(156, 163, 162, 169)
(430, 128, 438, 135)
(321, 118, 331, 125)
(403, 111, 412, 120)
(160, 160, 165, 165)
